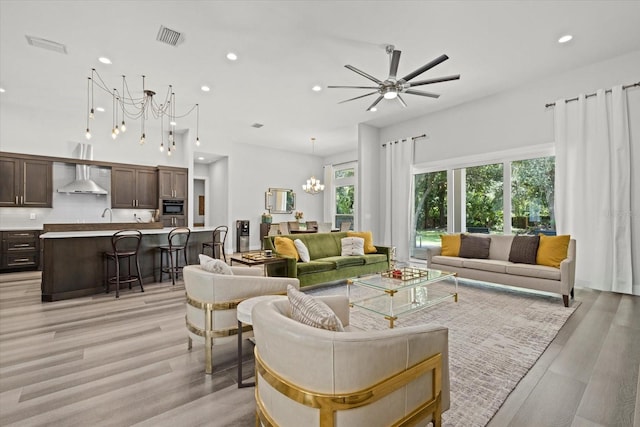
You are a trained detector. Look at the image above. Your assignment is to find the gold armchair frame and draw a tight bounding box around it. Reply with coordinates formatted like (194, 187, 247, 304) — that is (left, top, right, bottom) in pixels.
(255, 350, 443, 427)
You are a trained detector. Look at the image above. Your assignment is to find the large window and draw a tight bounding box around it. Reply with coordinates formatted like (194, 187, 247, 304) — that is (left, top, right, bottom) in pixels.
(413, 171, 447, 253)
(333, 163, 356, 230)
(511, 156, 555, 234)
(413, 153, 555, 257)
(464, 163, 504, 233)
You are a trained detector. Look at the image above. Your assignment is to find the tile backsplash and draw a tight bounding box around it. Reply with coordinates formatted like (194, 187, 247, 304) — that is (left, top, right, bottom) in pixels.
(0, 162, 156, 229)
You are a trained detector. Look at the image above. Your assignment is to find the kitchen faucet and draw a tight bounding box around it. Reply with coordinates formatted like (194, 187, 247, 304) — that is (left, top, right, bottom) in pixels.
(101, 208, 113, 223)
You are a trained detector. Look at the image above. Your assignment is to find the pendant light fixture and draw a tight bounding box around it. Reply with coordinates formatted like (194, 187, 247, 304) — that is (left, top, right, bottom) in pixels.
(84, 68, 201, 155)
(302, 138, 325, 195)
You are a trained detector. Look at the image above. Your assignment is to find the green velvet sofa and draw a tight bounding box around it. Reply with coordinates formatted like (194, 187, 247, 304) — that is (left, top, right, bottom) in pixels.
(263, 232, 391, 288)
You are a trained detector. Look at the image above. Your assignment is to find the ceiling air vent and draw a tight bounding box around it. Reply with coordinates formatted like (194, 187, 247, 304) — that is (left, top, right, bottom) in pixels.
(251, 123, 264, 128)
(156, 25, 184, 46)
(25, 35, 67, 54)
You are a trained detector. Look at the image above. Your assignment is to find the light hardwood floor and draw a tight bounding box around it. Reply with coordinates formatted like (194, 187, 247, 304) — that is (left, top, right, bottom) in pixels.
(0, 271, 638, 427)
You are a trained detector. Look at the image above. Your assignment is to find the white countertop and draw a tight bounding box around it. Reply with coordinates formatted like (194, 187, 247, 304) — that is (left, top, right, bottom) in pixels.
(1, 226, 44, 231)
(40, 226, 217, 239)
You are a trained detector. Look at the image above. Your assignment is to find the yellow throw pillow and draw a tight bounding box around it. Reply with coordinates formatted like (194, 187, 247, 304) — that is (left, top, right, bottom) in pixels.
(346, 231, 377, 253)
(440, 234, 461, 257)
(274, 236, 299, 260)
(536, 234, 570, 268)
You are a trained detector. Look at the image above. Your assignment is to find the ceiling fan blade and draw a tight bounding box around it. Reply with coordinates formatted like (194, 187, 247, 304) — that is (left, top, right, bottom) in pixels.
(338, 91, 378, 104)
(401, 54, 449, 82)
(345, 65, 382, 84)
(397, 95, 408, 108)
(366, 95, 384, 111)
(404, 89, 440, 98)
(408, 74, 461, 87)
(327, 85, 380, 89)
(388, 50, 401, 80)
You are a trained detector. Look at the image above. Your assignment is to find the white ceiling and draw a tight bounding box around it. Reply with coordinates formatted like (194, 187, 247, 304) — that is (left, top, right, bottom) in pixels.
(1, 1, 640, 158)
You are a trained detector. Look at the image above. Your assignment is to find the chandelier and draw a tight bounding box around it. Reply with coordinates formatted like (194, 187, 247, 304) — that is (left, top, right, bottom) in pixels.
(84, 68, 201, 156)
(302, 138, 325, 194)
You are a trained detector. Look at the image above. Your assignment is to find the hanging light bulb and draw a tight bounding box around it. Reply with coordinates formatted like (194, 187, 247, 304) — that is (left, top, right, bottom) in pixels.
(111, 128, 117, 139)
(139, 133, 145, 145)
(119, 76, 126, 132)
(89, 108, 95, 119)
(167, 146, 172, 156)
(195, 104, 201, 146)
(159, 142, 164, 152)
(114, 125, 119, 135)
(85, 77, 92, 139)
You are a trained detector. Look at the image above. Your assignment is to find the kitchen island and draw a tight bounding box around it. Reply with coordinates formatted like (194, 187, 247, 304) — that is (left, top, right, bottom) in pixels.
(40, 226, 217, 301)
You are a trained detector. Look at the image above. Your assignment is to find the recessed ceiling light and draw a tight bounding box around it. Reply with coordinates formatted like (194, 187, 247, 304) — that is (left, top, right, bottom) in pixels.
(0, 88, 5, 93)
(558, 34, 573, 44)
(370, 107, 377, 112)
(312, 85, 322, 92)
(226, 52, 238, 61)
(201, 85, 210, 92)
(197, 156, 205, 161)
(98, 57, 112, 64)
(96, 107, 105, 112)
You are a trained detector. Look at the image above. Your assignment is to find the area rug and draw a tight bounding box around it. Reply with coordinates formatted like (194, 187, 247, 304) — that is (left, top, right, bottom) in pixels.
(308, 279, 579, 427)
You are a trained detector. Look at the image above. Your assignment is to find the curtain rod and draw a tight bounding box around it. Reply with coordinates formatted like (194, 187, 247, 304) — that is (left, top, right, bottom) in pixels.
(382, 134, 427, 147)
(544, 81, 640, 108)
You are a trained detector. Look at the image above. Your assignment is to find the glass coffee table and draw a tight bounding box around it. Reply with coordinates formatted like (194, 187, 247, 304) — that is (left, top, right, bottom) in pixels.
(347, 267, 458, 328)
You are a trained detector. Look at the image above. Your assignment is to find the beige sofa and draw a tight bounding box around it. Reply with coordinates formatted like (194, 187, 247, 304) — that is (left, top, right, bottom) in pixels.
(252, 295, 450, 427)
(426, 235, 576, 307)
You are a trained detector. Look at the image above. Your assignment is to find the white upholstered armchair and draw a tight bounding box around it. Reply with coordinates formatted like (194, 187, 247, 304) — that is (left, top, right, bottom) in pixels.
(183, 265, 300, 374)
(252, 295, 450, 427)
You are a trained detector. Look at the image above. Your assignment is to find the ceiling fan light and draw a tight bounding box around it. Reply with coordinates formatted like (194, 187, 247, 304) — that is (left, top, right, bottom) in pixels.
(383, 90, 398, 99)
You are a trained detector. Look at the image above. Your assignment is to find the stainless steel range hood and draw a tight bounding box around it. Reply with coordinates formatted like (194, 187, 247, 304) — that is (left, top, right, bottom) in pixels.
(57, 144, 108, 195)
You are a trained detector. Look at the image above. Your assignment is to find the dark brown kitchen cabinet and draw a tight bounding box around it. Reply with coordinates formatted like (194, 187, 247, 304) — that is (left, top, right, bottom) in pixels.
(1, 230, 41, 271)
(158, 167, 188, 199)
(161, 216, 187, 227)
(111, 167, 158, 209)
(0, 156, 52, 207)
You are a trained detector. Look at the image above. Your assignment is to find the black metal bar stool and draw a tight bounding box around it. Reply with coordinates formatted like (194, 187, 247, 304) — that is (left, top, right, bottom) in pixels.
(104, 229, 144, 298)
(158, 227, 191, 285)
(202, 225, 228, 262)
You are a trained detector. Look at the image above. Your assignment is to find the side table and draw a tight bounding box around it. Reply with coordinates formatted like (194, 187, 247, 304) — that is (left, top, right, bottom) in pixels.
(236, 295, 286, 388)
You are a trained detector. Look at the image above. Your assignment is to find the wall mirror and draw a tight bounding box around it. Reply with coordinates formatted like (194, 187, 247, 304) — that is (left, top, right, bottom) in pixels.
(265, 188, 295, 214)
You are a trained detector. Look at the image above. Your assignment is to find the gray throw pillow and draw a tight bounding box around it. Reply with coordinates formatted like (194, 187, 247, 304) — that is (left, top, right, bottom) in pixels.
(508, 235, 540, 264)
(287, 285, 344, 332)
(458, 234, 491, 259)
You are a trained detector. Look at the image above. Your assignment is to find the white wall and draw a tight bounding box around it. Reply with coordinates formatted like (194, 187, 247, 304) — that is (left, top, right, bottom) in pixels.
(226, 143, 324, 250)
(379, 50, 640, 163)
(358, 123, 381, 238)
(1, 100, 325, 253)
(364, 50, 640, 293)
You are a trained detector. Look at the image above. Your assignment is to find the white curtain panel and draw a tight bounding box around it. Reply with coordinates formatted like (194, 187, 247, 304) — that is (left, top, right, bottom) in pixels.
(323, 165, 333, 225)
(554, 86, 634, 294)
(382, 139, 414, 263)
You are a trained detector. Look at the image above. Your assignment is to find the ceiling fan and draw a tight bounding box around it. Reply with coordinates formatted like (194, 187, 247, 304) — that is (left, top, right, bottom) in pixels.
(328, 45, 460, 111)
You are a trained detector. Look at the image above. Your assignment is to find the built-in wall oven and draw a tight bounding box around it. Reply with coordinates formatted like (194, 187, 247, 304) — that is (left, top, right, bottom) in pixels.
(162, 199, 185, 216)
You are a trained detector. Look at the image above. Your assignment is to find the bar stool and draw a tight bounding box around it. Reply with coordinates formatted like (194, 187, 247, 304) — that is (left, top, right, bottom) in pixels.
(104, 229, 144, 298)
(158, 227, 191, 285)
(202, 225, 228, 262)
